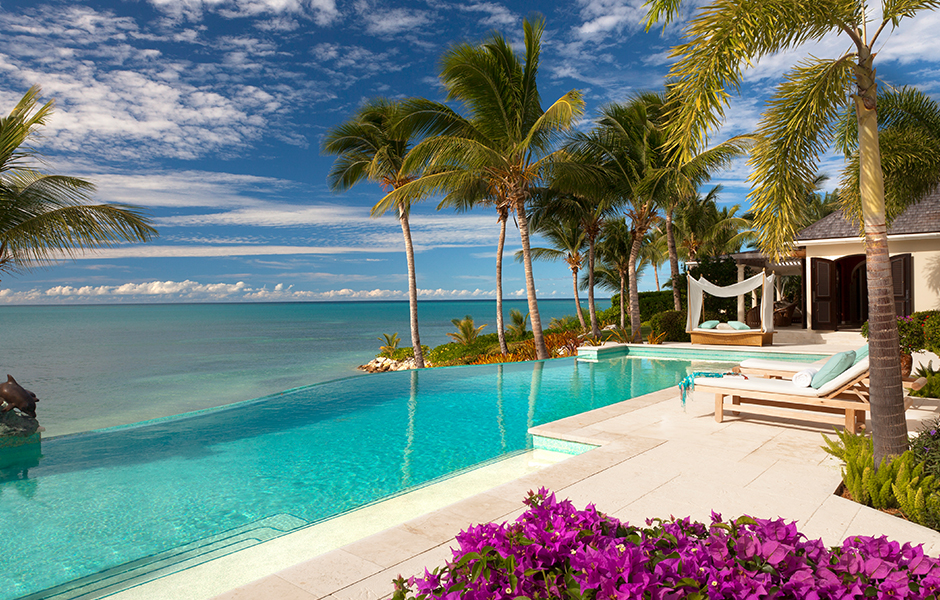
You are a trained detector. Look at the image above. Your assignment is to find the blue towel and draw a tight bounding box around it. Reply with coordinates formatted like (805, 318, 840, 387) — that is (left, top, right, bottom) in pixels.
(679, 372, 724, 406)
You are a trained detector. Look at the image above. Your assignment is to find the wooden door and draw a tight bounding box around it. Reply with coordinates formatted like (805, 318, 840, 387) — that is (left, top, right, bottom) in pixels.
(811, 258, 838, 330)
(891, 253, 913, 317)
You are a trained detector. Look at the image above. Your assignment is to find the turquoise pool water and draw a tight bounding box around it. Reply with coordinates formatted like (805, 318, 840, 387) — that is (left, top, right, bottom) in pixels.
(0, 352, 819, 599)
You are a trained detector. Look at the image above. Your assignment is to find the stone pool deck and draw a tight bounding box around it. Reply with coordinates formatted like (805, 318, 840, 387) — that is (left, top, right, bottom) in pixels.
(117, 339, 940, 600)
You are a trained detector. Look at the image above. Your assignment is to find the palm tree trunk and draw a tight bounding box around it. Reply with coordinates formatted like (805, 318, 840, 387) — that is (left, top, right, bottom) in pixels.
(495, 210, 509, 355)
(399, 205, 424, 368)
(572, 266, 587, 332)
(855, 62, 907, 465)
(666, 210, 681, 311)
(619, 270, 626, 331)
(653, 264, 660, 291)
(628, 233, 643, 341)
(514, 194, 549, 360)
(587, 232, 600, 336)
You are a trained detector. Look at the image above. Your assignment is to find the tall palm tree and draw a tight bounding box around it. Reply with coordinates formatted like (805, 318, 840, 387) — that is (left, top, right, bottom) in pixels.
(516, 216, 588, 332)
(675, 186, 753, 260)
(639, 229, 668, 292)
(1, 86, 157, 279)
(323, 98, 428, 368)
(634, 92, 752, 311)
(837, 86, 940, 225)
(596, 217, 634, 332)
(381, 17, 585, 360)
(644, 0, 940, 463)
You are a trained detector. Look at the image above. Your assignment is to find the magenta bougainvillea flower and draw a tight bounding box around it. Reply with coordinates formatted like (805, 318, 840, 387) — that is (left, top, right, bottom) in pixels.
(392, 489, 940, 600)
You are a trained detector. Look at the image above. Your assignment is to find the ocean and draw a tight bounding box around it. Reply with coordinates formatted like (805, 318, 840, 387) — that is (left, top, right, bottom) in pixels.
(0, 299, 589, 436)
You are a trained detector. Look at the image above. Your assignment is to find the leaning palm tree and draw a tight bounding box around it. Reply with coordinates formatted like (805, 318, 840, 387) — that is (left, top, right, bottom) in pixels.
(516, 215, 588, 332)
(380, 17, 585, 360)
(1, 87, 157, 279)
(644, 0, 940, 464)
(323, 99, 427, 368)
(596, 217, 634, 333)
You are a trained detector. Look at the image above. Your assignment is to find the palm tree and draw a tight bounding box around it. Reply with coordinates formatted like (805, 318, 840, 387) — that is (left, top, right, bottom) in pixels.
(639, 230, 668, 291)
(506, 308, 529, 340)
(675, 186, 753, 260)
(447, 315, 486, 346)
(518, 215, 588, 332)
(836, 86, 940, 225)
(381, 17, 585, 360)
(634, 92, 752, 311)
(1, 87, 157, 279)
(644, 0, 940, 463)
(323, 98, 427, 368)
(596, 217, 634, 333)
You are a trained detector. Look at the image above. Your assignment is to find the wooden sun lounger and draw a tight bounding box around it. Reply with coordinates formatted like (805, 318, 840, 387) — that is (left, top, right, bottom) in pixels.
(695, 359, 926, 433)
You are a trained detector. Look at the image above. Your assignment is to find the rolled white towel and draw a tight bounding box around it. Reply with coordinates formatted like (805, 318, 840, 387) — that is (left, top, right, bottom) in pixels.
(792, 368, 818, 388)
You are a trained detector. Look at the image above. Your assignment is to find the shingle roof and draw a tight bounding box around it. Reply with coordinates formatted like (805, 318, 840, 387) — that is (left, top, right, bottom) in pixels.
(796, 186, 940, 241)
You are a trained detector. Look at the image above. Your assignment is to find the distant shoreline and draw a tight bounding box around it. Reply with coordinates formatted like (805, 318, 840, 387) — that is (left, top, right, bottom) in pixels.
(0, 297, 612, 308)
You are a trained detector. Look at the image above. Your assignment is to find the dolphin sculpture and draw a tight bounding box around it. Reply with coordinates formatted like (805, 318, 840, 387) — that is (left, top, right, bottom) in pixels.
(0, 375, 38, 419)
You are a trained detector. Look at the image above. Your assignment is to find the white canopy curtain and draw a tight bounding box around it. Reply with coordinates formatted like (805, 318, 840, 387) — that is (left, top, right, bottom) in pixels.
(686, 272, 776, 333)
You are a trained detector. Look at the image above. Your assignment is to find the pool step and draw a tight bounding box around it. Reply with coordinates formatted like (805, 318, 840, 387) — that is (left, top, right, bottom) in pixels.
(22, 513, 308, 600)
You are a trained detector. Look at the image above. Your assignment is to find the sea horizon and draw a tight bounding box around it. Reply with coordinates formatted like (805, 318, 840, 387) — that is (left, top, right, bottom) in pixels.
(1, 299, 596, 437)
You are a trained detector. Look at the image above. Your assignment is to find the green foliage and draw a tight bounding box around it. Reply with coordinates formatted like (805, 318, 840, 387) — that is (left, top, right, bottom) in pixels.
(447, 315, 487, 346)
(506, 309, 529, 340)
(428, 333, 500, 366)
(911, 375, 940, 399)
(377, 332, 401, 358)
(685, 256, 739, 320)
(822, 429, 902, 509)
(911, 418, 940, 482)
(649, 310, 690, 343)
(924, 313, 940, 354)
(892, 458, 940, 528)
(547, 314, 582, 332)
(610, 290, 677, 322)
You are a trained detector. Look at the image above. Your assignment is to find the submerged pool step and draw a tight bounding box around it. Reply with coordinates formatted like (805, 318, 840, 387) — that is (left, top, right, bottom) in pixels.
(23, 513, 308, 600)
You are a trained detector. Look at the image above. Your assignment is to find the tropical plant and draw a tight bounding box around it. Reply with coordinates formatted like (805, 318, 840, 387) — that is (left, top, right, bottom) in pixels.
(377, 332, 401, 358)
(518, 213, 587, 332)
(323, 98, 428, 368)
(506, 308, 529, 340)
(644, 0, 940, 464)
(383, 17, 584, 360)
(639, 230, 667, 292)
(0, 87, 157, 279)
(649, 309, 690, 343)
(447, 315, 487, 346)
(674, 186, 752, 261)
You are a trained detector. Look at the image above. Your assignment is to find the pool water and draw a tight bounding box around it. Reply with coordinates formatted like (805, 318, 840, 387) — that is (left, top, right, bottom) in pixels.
(3, 354, 752, 599)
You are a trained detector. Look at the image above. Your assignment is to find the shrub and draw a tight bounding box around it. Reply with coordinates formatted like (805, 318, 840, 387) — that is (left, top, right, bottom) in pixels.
(912, 418, 940, 482)
(863, 311, 940, 354)
(912, 375, 940, 399)
(925, 312, 940, 354)
(649, 310, 689, 342)
(393, 489, 940, 600)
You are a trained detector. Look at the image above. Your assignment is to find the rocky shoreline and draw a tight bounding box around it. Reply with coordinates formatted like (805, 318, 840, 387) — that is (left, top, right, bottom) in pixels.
(358, 356, 427, 373)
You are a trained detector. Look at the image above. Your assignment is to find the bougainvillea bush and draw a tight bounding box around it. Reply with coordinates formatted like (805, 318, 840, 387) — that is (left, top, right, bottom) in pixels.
(392, 489, 940, 600)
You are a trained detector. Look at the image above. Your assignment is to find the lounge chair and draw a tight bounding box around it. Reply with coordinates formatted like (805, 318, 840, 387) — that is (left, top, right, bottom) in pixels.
(698, 357, 926, 432)
(735, 346, 923, 389)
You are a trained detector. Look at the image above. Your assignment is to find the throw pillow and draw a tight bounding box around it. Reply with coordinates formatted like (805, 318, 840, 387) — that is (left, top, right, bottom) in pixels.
(728, 321, 750, 330)
(811, 350, 856, 389)
(699, 320, 719, 329)
(854, 343, 869, 365)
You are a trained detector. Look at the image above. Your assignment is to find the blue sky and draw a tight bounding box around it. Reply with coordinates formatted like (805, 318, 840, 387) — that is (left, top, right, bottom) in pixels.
(1, 0, 939, 304)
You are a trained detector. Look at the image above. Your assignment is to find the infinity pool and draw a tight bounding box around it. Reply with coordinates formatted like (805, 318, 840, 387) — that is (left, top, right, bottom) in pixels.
(0, 352, 815, 599)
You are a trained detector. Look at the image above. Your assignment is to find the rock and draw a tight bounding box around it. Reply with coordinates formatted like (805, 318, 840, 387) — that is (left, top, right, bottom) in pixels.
(1, 410, 41, 440)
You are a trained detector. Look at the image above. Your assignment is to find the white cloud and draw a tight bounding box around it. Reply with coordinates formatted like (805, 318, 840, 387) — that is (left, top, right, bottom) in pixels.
(454, 3, 516, 27)
(0, 280, 498, 304)
(354, 1, 433, 36)
(147, 0, 340, 26)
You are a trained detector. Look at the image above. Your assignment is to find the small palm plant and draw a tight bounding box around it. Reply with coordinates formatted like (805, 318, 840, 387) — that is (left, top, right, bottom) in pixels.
(447, 315, 486, 346)
(378, 333, 401, 358)
(506, 309, 529, 340)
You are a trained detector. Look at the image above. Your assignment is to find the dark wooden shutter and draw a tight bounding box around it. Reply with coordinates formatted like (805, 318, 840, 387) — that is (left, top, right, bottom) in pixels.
(811, 258, 838, 330)
(891, 253, 913, 317)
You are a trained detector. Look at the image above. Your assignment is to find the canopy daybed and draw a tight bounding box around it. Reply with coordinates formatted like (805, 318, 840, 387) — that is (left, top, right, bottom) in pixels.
(687, 272, 775, 346)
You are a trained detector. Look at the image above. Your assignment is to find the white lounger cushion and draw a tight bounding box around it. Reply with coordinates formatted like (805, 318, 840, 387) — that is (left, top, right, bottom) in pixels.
(695, 357, 869, 397)
(738, 358, 825, 372)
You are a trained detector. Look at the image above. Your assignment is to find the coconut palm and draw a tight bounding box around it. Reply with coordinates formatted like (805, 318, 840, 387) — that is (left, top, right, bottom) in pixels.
(675, 186, 753, 260)
(379, 17, 585, 360)
(323, 98, 427, 368)
(506, 308, 529, 340)
(644, 0, 940, 463)
(634, 92, 752, 311)
(836, 86, 940, 225)
(639, 230, 668, 292)
(596, 217, 634, 333)
(518, 214, 588, 332)
(1, 87, 157, 279)
(448, 315, 487, 346)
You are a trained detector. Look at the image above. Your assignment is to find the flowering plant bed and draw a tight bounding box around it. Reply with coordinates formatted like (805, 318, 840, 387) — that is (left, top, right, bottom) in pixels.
(393, 489, 940, 599)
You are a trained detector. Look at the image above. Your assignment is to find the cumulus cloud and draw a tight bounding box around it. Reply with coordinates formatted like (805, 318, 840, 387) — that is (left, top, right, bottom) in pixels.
(147, 0, 340, 25)
(0, 280, 497, 304)
(353, 1, 433, 36)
